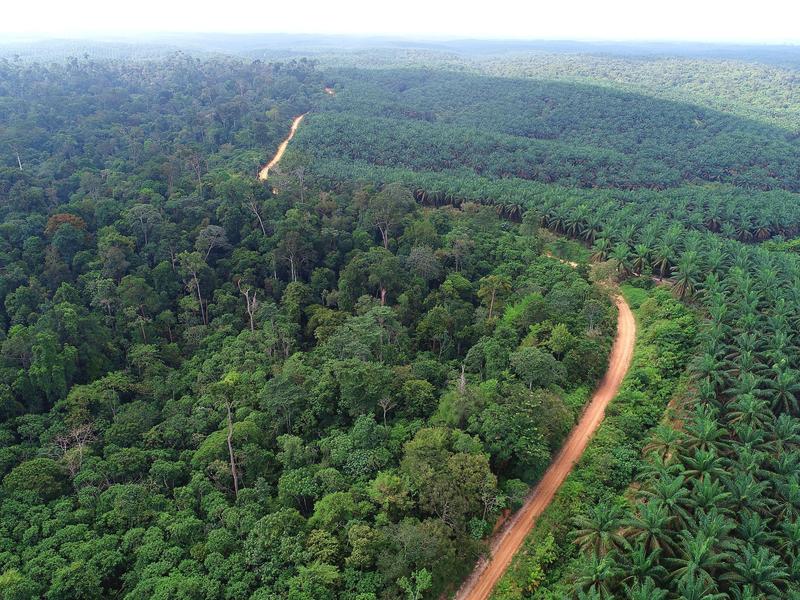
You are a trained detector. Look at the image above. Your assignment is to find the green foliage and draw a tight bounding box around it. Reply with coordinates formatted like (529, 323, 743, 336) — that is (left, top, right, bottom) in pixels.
(3, 457, 68, 500)
(510, 347, 565, 390)
(398, 568, 432, 600)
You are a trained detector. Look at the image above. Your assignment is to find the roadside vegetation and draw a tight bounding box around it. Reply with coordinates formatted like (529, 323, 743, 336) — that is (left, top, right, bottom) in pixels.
(491, 281, 697, 598)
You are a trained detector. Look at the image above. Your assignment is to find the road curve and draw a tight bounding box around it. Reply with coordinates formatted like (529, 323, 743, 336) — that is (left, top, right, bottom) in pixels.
(258, 113, 307, 181)
(455, 294, 636, 600)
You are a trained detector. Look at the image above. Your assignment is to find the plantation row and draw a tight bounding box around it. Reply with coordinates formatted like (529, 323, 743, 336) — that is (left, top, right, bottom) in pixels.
(314, 68, 800, 193)
(293, 121, 800, 244)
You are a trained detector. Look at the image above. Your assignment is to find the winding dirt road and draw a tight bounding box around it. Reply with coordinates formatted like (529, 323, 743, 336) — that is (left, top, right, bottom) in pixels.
(258, 113, 307, 181)
(455, 294, 636, 600)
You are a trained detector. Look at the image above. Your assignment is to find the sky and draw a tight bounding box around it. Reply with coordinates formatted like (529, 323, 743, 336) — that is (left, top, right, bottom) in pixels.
(2, 0, 799, 43)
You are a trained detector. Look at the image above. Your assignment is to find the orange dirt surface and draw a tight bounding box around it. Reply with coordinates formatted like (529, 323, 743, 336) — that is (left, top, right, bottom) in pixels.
(258, 113, 307, 181)
(454, 294, 636, 600)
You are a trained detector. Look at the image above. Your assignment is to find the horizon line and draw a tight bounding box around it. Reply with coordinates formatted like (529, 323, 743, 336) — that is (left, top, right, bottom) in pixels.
(1, 32, 799, 48)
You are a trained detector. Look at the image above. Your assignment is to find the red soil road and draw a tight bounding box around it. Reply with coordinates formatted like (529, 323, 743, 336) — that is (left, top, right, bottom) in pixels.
(455, 294, 636, 600)
(258, 113, 307, 181)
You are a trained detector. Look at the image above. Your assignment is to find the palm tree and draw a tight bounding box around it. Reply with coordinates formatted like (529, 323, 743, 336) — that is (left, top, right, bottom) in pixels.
(672, 251, 700, 300)
(725, 473, 772, 515)
(768, 363, 800, 415)
(705, 244, 728, 275)
(591, 237, 612, 262)
(739, 423, 778, 455)
(729, 584, 772, 600)
(548, 208, 568, 234)
(780, 518, 800, 556)
(611, 243, 632, 277)
(731, 445, 770, 481)
(575, 585, 603, 600)
(572, 502, 628, 558)
(728, 545, 789, 599)
(497, 202, 523, 222)
(702, 276, 726, 302)
(631, 243, 651, 275)
(643, 425, 685, 464)
(764, 328, 793, 365)
(736, 510, 779, 549)
(704, 200, 723, 232)
(565, 205, 588, 237)
(727, 332, 760, 364)
(668, 530, 733, 591)
(691, 475, 732, 514)
(640, 475, 692, 528)
(770, 450, 800, 479)
(622, 577, 668, 600)
(574, 555, 620, 599)
(694, 353, 727, 396)
(727, 394, 772, 429)
(684, 409, 728, 453)
(582, 213, 603, 244)
(621, 543, 668, 587)
(735, 215, 754, 243)
(774, 474, 800, 522)
(772, 413, 800, 454)
(617, 223, 638, 248)
(720, 221, 737, 240)
(682, 449, 726, 481)
(724, 372, 768, 405)
(640, 455, 686, 488)
(673, 566, 728, 600)
(623, 500, 677, 556)
(651, 243, 673, 279)
(693, 507, 736, 541)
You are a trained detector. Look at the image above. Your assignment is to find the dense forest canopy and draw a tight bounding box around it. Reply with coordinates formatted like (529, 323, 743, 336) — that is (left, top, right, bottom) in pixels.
(0, 39, 799, 600)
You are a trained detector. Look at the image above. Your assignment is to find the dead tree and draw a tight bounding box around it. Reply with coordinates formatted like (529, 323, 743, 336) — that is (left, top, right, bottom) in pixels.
(246, 193, 267, 236)
(53, 423, 97, 476)
(237, 280, 259, 332)
(378, 397, 397, 426)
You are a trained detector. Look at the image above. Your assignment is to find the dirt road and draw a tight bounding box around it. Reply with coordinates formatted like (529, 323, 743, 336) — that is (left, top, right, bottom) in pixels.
(455, 294, 636, 600)
(258, 113, 307, 181)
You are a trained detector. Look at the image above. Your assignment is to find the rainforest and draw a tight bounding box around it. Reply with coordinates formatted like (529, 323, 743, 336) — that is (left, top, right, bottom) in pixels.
(1, 38, 800, 600)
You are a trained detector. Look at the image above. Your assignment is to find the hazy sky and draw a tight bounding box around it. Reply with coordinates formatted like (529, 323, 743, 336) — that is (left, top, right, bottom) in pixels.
(3, 0, 799, 43)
